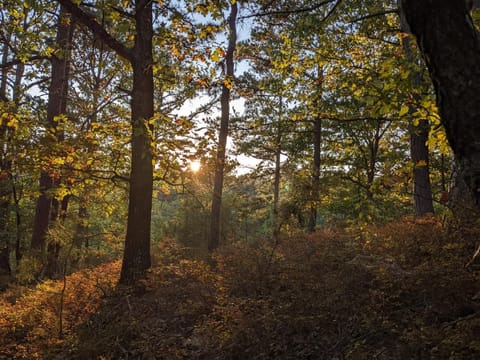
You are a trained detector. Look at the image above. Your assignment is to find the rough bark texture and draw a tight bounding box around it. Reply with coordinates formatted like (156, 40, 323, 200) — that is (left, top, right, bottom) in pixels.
(209, 2, 237, 252)
(59, 0, 154, 284)
(411, 120, 435, 216)
(120, 0, 154, 283)
(401, 0, 480, 213)
(31, 8, 73, 251)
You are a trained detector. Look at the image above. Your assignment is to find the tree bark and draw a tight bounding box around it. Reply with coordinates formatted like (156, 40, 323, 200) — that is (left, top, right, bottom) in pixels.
(0, 29, 11, 276)
(272, 138, 281, 243)
(410, 120, 435, 216)
(31, 8, 73, 254)
(119, 1, 154, 283)
(401, 0, 480, 212)
(399, 11, 435, 217)
(209, 2, 237, 252)
(307, 115, 322, 233)
(58, 0, 155, 284)
(307, 67, 323, 233)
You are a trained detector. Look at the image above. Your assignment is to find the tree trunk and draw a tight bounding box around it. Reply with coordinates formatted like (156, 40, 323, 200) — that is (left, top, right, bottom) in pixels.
(119, 1, 154, 283)
(1, 35, 26, 272)
(399, 9, 435, 217)
(0, 195, 10, 276)
(272, 142, 281, 243)
(307, 66, 324, 233)
(31, 7, 73, 252)
(0, 30, 11, 276)
(58, 0, 155, 284)
(401, 0, 480, 213)
(209, 2, 237, 252)
(307, 115, 322, 233)
(410, 120, 435, 216)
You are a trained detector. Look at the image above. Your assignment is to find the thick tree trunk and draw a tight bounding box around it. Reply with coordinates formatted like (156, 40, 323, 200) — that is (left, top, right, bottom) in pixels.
(209, 2, 237, 252)
(401, 0, 480, 213)
(58, 0, 155, 284)
(31, 8, 72, 252)
(119, 1, 154, 283)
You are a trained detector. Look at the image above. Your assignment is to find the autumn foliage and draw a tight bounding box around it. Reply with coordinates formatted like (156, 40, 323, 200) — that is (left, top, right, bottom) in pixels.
(2, 219, 480, 359)
(0, 261, 120, 359)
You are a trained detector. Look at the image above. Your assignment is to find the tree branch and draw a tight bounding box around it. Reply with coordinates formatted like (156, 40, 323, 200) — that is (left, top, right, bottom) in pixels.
(56, 0, 133, 62)
(0, 55, 50, 70)
(349, 9, 399, 24)
(239, 0, 337, 20)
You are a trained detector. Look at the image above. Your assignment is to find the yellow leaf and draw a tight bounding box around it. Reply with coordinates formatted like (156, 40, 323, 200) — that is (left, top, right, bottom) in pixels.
(223, 77, 233, 90)
(399, 105, 409, 117)
(6, 117, 18, 130)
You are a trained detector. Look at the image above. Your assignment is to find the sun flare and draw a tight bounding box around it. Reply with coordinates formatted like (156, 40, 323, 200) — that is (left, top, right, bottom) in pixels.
(190, 160, 201, 172)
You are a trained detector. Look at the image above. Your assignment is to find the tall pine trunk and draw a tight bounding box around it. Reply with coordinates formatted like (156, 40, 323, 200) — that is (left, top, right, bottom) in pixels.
(209, 2, 237, 252)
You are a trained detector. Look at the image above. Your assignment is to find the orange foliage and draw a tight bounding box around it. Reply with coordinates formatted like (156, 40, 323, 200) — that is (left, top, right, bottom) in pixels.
(0, 261, 120, 359)
(3, 219, 480, 359)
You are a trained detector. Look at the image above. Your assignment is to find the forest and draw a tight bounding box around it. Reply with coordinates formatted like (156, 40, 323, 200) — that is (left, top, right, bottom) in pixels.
(1, 0, 480, 358)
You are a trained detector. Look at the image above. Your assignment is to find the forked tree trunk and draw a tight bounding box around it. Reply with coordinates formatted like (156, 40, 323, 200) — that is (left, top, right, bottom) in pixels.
(58, 0, 155, 284)
(401, 0, 480, 215)
(209, 2, 237, 252)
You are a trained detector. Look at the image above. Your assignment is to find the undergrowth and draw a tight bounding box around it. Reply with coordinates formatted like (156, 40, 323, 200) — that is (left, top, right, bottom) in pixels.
(1, 217, 480, 359)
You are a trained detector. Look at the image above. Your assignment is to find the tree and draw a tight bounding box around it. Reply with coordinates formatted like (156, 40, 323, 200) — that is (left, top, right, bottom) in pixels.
(0, 0, 59, 275)
(399, 11, 434, 217)
(30, 6, 73, 278)
(58, 0, 154, 283)
(400, 0, 480, 212)
(209, 1, 238, 251)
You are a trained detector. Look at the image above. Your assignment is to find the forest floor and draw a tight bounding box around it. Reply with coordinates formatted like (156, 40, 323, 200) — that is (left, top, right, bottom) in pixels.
(2, 216, 480, 359)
